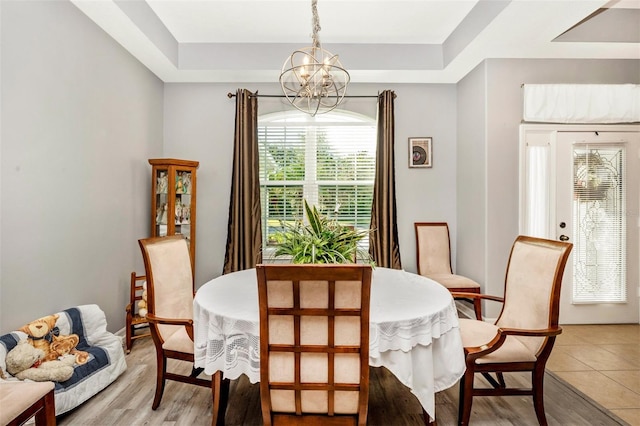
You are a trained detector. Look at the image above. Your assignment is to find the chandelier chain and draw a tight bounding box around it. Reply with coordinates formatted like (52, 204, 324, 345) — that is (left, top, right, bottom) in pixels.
(311, 0, 321, 48)
(279, 0, 350, 116)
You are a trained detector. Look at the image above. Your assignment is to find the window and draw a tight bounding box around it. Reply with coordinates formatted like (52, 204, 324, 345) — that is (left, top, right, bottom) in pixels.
(572, 145, 626, 303)
(258, 110, 376, 256)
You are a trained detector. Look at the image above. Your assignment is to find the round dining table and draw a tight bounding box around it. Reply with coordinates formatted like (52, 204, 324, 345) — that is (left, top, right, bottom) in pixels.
(193, 266, 465, 420)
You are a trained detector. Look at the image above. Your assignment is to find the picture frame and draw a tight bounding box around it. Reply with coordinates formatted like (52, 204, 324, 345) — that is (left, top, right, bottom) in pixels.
(409, 137, 432, 168)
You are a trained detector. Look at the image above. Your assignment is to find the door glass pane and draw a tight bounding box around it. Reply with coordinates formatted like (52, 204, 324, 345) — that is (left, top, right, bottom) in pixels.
(524, 145, 550, 238)
(572, 145, 626, 303)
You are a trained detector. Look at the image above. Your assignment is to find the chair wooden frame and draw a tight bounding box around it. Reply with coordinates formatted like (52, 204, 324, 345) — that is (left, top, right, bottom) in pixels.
(452, 236, 572, 426)
(3, 384, 56, 426)
(415, 222, 482, 320)
(125, 272, 150, 353)
(139, 235, 225, 425)
(256, 264, 372, 426)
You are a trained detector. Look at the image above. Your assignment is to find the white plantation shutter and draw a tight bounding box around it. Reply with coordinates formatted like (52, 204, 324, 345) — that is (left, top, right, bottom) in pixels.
(572, 144, 627, 303)
(258, 111, 376, 253)
(259, 124, 306, 247)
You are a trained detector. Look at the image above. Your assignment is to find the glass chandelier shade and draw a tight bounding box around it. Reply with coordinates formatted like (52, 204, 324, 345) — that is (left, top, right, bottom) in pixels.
(279, 0, 350, 116)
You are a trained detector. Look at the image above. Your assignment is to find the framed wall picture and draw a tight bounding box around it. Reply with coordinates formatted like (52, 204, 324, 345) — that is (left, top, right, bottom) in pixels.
(409, 137, 432, 168)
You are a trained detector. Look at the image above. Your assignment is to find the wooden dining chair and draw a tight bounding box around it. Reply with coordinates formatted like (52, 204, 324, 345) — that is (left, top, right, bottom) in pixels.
(415, 222, 483, 319)
(0, 382, 56, 426)
(124, 272, 150, 354)
(453, 235, 572, 426)
(139, 235, 223, 424)
(256, 264, 372, 426)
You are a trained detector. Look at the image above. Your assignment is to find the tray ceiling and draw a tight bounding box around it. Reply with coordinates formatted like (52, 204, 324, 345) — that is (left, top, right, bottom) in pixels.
(71, 0, 640, 83)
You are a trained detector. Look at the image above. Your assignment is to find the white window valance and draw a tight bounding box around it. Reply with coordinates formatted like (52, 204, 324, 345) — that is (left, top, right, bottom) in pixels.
(523, 84, 640, 124)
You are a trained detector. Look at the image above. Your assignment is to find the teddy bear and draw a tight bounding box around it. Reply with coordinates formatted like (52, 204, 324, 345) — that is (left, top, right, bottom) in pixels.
(47, 334, 89, 365)
(5, 340, 75, 382)
(19, 314, 89, 365)
(19, 314, 59, 356)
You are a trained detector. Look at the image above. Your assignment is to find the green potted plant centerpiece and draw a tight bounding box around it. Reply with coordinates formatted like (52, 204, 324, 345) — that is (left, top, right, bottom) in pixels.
(272, 200, 374, 265)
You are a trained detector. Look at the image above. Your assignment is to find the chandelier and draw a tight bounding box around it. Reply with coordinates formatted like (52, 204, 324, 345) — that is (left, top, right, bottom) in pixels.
(279, 0, 350, 116)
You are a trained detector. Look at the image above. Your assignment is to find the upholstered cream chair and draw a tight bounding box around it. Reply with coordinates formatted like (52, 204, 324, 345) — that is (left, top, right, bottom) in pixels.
(139, 236, 223, 424)
(0, 382, 56, 426)
(256, 264, 372, 426)
(453, 235, 572, 426)
(415, 222, 482, 319)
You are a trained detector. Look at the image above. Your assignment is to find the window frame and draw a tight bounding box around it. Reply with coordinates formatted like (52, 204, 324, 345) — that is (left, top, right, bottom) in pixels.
(258, 110, 377, 260)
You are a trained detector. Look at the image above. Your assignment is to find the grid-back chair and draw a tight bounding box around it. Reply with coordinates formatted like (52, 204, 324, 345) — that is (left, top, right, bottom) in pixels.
(256, 264, 372, 426)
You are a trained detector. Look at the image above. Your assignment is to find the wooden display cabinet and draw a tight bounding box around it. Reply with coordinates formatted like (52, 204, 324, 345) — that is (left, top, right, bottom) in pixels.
(149, 158, 199, 273)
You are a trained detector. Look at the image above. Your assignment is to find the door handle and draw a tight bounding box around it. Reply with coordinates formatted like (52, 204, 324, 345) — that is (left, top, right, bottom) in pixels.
(559, 235, 570, 241)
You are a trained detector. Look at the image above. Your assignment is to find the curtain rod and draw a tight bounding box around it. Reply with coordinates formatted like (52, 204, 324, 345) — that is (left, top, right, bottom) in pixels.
(227, 92, 383, 99)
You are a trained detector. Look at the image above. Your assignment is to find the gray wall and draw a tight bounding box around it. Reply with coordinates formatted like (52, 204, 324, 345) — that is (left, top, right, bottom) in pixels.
(458, 58, 640, 317)
(163, 83, 459, 285)
(0, 0, 163, 332)
(456, 62, 487, 287)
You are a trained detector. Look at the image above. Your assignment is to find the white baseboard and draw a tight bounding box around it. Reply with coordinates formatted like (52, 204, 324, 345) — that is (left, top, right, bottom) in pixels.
(455, 300, 497, 322)
(114, 328, 126, 350)
(455, 300, 475, 319)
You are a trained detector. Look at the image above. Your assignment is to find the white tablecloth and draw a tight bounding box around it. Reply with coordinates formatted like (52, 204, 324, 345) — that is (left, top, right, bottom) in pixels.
(193, 267, 465, 419)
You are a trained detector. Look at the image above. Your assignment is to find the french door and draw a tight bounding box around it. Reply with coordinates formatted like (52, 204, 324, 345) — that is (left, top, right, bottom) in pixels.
(520, 125, 640, 324)
(556, 131, 639, 324)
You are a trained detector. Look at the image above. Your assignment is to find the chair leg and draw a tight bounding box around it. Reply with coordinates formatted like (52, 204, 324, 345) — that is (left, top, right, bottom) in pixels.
(473, 297, 482, 320)
(191, 366, 205, 378)
(152, 352, 167, 410)
(532, 368, 548, 426)
(481, 372, 505, 389)
(422, 408, 436, 425)
(211, 371, 221, 426)
(34, 388, 56, 426)
(125, 311, 133, 354)
(211, 373, 230, 426)
(458, 370, 474, 426)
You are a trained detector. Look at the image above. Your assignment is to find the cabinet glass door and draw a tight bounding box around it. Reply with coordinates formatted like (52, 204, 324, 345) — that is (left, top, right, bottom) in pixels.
(155, 168, 169, 237)
(174, 170, 193, 243)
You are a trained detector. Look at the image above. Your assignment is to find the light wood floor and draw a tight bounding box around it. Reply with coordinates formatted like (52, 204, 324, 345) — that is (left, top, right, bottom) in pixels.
(56, 326, 629, 426)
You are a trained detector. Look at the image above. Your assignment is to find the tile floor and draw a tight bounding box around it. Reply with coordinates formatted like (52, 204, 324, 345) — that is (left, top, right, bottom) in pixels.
(547, 324, 640, 426)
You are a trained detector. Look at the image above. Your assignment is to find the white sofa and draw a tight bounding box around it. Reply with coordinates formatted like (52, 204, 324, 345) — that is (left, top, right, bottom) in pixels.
(0, 304, 127, 415)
